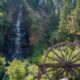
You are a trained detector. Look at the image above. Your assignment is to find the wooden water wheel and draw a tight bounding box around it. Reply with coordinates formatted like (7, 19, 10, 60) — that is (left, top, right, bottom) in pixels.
(38, 42, 80, 80)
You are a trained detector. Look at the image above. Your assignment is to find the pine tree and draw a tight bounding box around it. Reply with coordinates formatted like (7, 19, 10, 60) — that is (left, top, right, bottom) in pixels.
(76, 0, 80, 19)
(76, 0, 80, 9)
(58, 0, 72, 33)
(67, 0, 80, 34)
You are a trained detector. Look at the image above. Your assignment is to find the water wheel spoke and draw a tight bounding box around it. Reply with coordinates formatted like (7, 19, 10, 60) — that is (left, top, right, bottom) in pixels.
(54, 69, 65, 80)
(69, 69, 74, 79)
(69, 68, 78, 79)
(72, 68, 80, 79)
(52, 50, 63, 62)
(69, 69, 75, 79)
(45, 70, 55, 80)
(74, 67, 80, 74)
(45, 68, 57, 73)
(74, 68, 80, 79)
(59, 48, 65, 61)
(75, 67, 80, 72)
(59, 47, 71, 62)
(45, 68, 59, 80)
(68, 49, 74, 61)
(45, 73, 51, 80)
(72, 57, 80, 63)
(66, 70, 71, 78)
(64, 46, 69, 61)
(47, 56, 61, 63)
(69, 52, 80, 62)
(46, 68, 62, 80)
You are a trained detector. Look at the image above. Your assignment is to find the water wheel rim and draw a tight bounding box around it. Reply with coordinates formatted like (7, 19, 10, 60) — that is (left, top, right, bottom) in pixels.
(43, 42, 80, 79)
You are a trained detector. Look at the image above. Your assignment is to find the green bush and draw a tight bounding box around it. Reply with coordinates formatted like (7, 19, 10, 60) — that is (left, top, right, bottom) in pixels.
(6, 59, 26, 80)
(24, 63, 38, 80)
(6, 59, 48, 80)
(6, 59, 38, 80)
(0, 57, 6, 79)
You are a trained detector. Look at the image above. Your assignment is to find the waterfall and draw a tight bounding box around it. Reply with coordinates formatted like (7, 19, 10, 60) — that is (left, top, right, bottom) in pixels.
(4, 4, 30, 60)
(1, 64, 7, 80)
(2, 73, 7, 80)
(39, 0, 43, 5)
(13, 5, 22, 59)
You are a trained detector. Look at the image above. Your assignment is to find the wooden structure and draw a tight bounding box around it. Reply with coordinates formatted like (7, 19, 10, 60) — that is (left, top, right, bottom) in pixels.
(38, 42, 80, 80)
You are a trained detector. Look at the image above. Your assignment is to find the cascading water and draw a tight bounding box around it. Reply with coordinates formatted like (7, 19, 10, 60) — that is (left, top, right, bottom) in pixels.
(2, 73, 7, 80)
(14, 5, 23, 58)
(4, 5, 30, 60)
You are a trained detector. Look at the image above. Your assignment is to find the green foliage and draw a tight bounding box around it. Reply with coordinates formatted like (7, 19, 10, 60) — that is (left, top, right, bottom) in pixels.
(0, 56, 5, 66)
(0, 57, 6, 78)
(40, 0, 55, 14)
(7, 59, 26, 80)
(0, 1, 11, 50)
(6, 59, 50, 80)
(49, 30, 69, 43)
(76, 0, 80, 9)
(59, 0, 72, 33)
(67, 0, 80, 35)
(6, 59, 39, 80)
(27, 0, 39, 9)
(1, 45, 80, 80)
(0, 0, 80, 79)
(29, 42, 45, 64)
(57, 0, 79, 42)
(25, 64, 38, 80)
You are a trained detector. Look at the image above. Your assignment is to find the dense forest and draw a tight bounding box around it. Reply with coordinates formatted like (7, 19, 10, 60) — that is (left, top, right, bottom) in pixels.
(0, 0, 80, 80)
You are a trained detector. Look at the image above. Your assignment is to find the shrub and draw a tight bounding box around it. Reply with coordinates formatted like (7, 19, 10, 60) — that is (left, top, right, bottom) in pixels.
(0, 57, 6, 79)
(6, 59, 26, 80)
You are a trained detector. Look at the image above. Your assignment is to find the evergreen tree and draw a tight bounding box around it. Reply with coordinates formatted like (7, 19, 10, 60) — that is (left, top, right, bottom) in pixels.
(67, 0, 80, 33)
(76, 0, 80, 9)
(58, 0, 72, 33)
